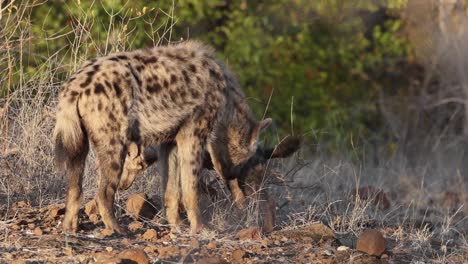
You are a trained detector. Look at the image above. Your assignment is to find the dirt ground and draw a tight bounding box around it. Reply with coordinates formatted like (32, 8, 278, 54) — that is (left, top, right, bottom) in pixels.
(0, 198, 465, 264)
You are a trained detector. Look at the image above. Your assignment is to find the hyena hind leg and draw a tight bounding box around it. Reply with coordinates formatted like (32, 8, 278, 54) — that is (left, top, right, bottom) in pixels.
(62, 144, 89, 234)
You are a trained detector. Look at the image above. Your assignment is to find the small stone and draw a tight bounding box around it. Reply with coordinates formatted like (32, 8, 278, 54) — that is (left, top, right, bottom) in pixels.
(232, 249, 245, 263)
(190, 238, 200, 249)
(303, 222, 336, 240)
(48, 207, 62, 218)
(207, 241, 217, 249)
(128, 221, 143, 232)
(99, 229, 115, 238)
(158, 245, 180, 259)
(126, 193, 157, 219)
(65, 247, 73, 256)
(142, 229, 158, 241)
(356, 229, 387, 256)
(261, 239, 270, 248)
(337, 245, 350, 252)
(236, 227, 261, 240)
(118, 248, 149, 264)
(28, 223, 35, 229)
(33, 227, 43, 236)
(106, 247, 113, 252)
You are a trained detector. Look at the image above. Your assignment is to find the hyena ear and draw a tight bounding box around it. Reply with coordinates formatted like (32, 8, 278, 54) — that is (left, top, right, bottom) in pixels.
(250, 118, 273, 149)
(269, 135, 301, 159)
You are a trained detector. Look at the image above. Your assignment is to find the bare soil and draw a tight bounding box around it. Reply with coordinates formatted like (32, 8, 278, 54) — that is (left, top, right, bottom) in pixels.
(1, 199, 463, 264)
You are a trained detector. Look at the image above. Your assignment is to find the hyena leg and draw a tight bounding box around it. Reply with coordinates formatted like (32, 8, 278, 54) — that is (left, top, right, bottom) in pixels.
(228, 179, 246, 209)
(95, 143, 126, 234)
(162, 144, 183, 227)
(62, 144, 89, 234)
(176, 128, 206, 234)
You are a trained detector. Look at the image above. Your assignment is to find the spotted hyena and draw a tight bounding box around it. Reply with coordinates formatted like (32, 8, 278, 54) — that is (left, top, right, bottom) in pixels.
(120, 136, 301, 232)
(53, 41, 272, 234)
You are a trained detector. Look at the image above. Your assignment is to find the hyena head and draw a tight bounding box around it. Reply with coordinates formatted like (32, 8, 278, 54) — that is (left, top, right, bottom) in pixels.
(236, 135, 301, 232)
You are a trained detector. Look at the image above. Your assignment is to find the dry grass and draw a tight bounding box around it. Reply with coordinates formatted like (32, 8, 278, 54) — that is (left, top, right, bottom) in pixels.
(1, 1, 467, 263)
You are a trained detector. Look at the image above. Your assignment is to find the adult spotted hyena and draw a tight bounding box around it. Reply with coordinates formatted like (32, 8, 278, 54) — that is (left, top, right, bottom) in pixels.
(54, 41, 271, 234)
(120, 136, 301, 232)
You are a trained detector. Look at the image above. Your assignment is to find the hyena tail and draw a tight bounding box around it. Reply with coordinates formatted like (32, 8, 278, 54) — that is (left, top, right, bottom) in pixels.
(53, 99, 88, 170)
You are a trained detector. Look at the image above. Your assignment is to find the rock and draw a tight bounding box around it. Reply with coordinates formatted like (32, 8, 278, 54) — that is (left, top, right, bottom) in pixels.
(125, 193, 157, 219)
(190, 238, 200, 249)
(48, 206, 65, 218)
(94, 251, 119, 264)
(142, 229, 158, 241)
(231, 249, 245, 263)
(303, 222, 336, 240)
(128, 221, 143, 232)
(236, 227, 261, 240)
(337, 245, 350, 252)
(357, 186, 391, 210)
(118, 248, 149, 264)
(99, 229, 116, 238)
(197, 256, 229, 264)
(33, 227, 43, 236)
(207, 241, 217, 249)
(356, 229, 387, 256)
(157, 245, 180, 259)
(84, 199, 98, 216)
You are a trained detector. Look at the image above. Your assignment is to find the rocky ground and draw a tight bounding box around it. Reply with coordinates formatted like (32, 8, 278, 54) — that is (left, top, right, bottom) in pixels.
(1, 192, 466, 264)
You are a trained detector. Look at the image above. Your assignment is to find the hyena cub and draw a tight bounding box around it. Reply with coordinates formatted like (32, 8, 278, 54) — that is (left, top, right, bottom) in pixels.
(120, 136, 301, 232)
(54, 41, 271, 234)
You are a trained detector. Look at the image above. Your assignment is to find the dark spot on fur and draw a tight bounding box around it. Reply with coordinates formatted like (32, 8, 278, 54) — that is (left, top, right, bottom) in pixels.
(117, 55, 128, 60)
(109, 57, 120, 62)
(111, 162, 120, 171)
(170, 74, 177, 84)
(110, 138, 116, 145)
(85, 89, 90, 96)
(182, 70, 190, 83)
(209, 69, 222, 81)
(143, 56, 158, 64)
(148, 83, 162, 94)
(98, 102, 103, 111)
(189, 64, 197, 73)
(109, 112, 117, 122)
(136, 64, 144, 72)
(202, 60, 209, 67)
(70, 91, 79, 97)
(113, 81, 122, 97)
(163, 79, 169, 87)
(95, 83, 105, 94)
(190, 89, 200, 99)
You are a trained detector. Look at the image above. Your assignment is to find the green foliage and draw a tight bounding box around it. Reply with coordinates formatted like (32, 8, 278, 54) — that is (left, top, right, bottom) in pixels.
(1, 0, 412, 151)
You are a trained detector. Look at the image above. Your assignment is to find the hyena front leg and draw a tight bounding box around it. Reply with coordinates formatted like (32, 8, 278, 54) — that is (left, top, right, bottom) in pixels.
(176, 125, 207, 234)
(94, 140, 126, 234)
(228, 179, 246, 209)
(62, 144, 89, 234)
